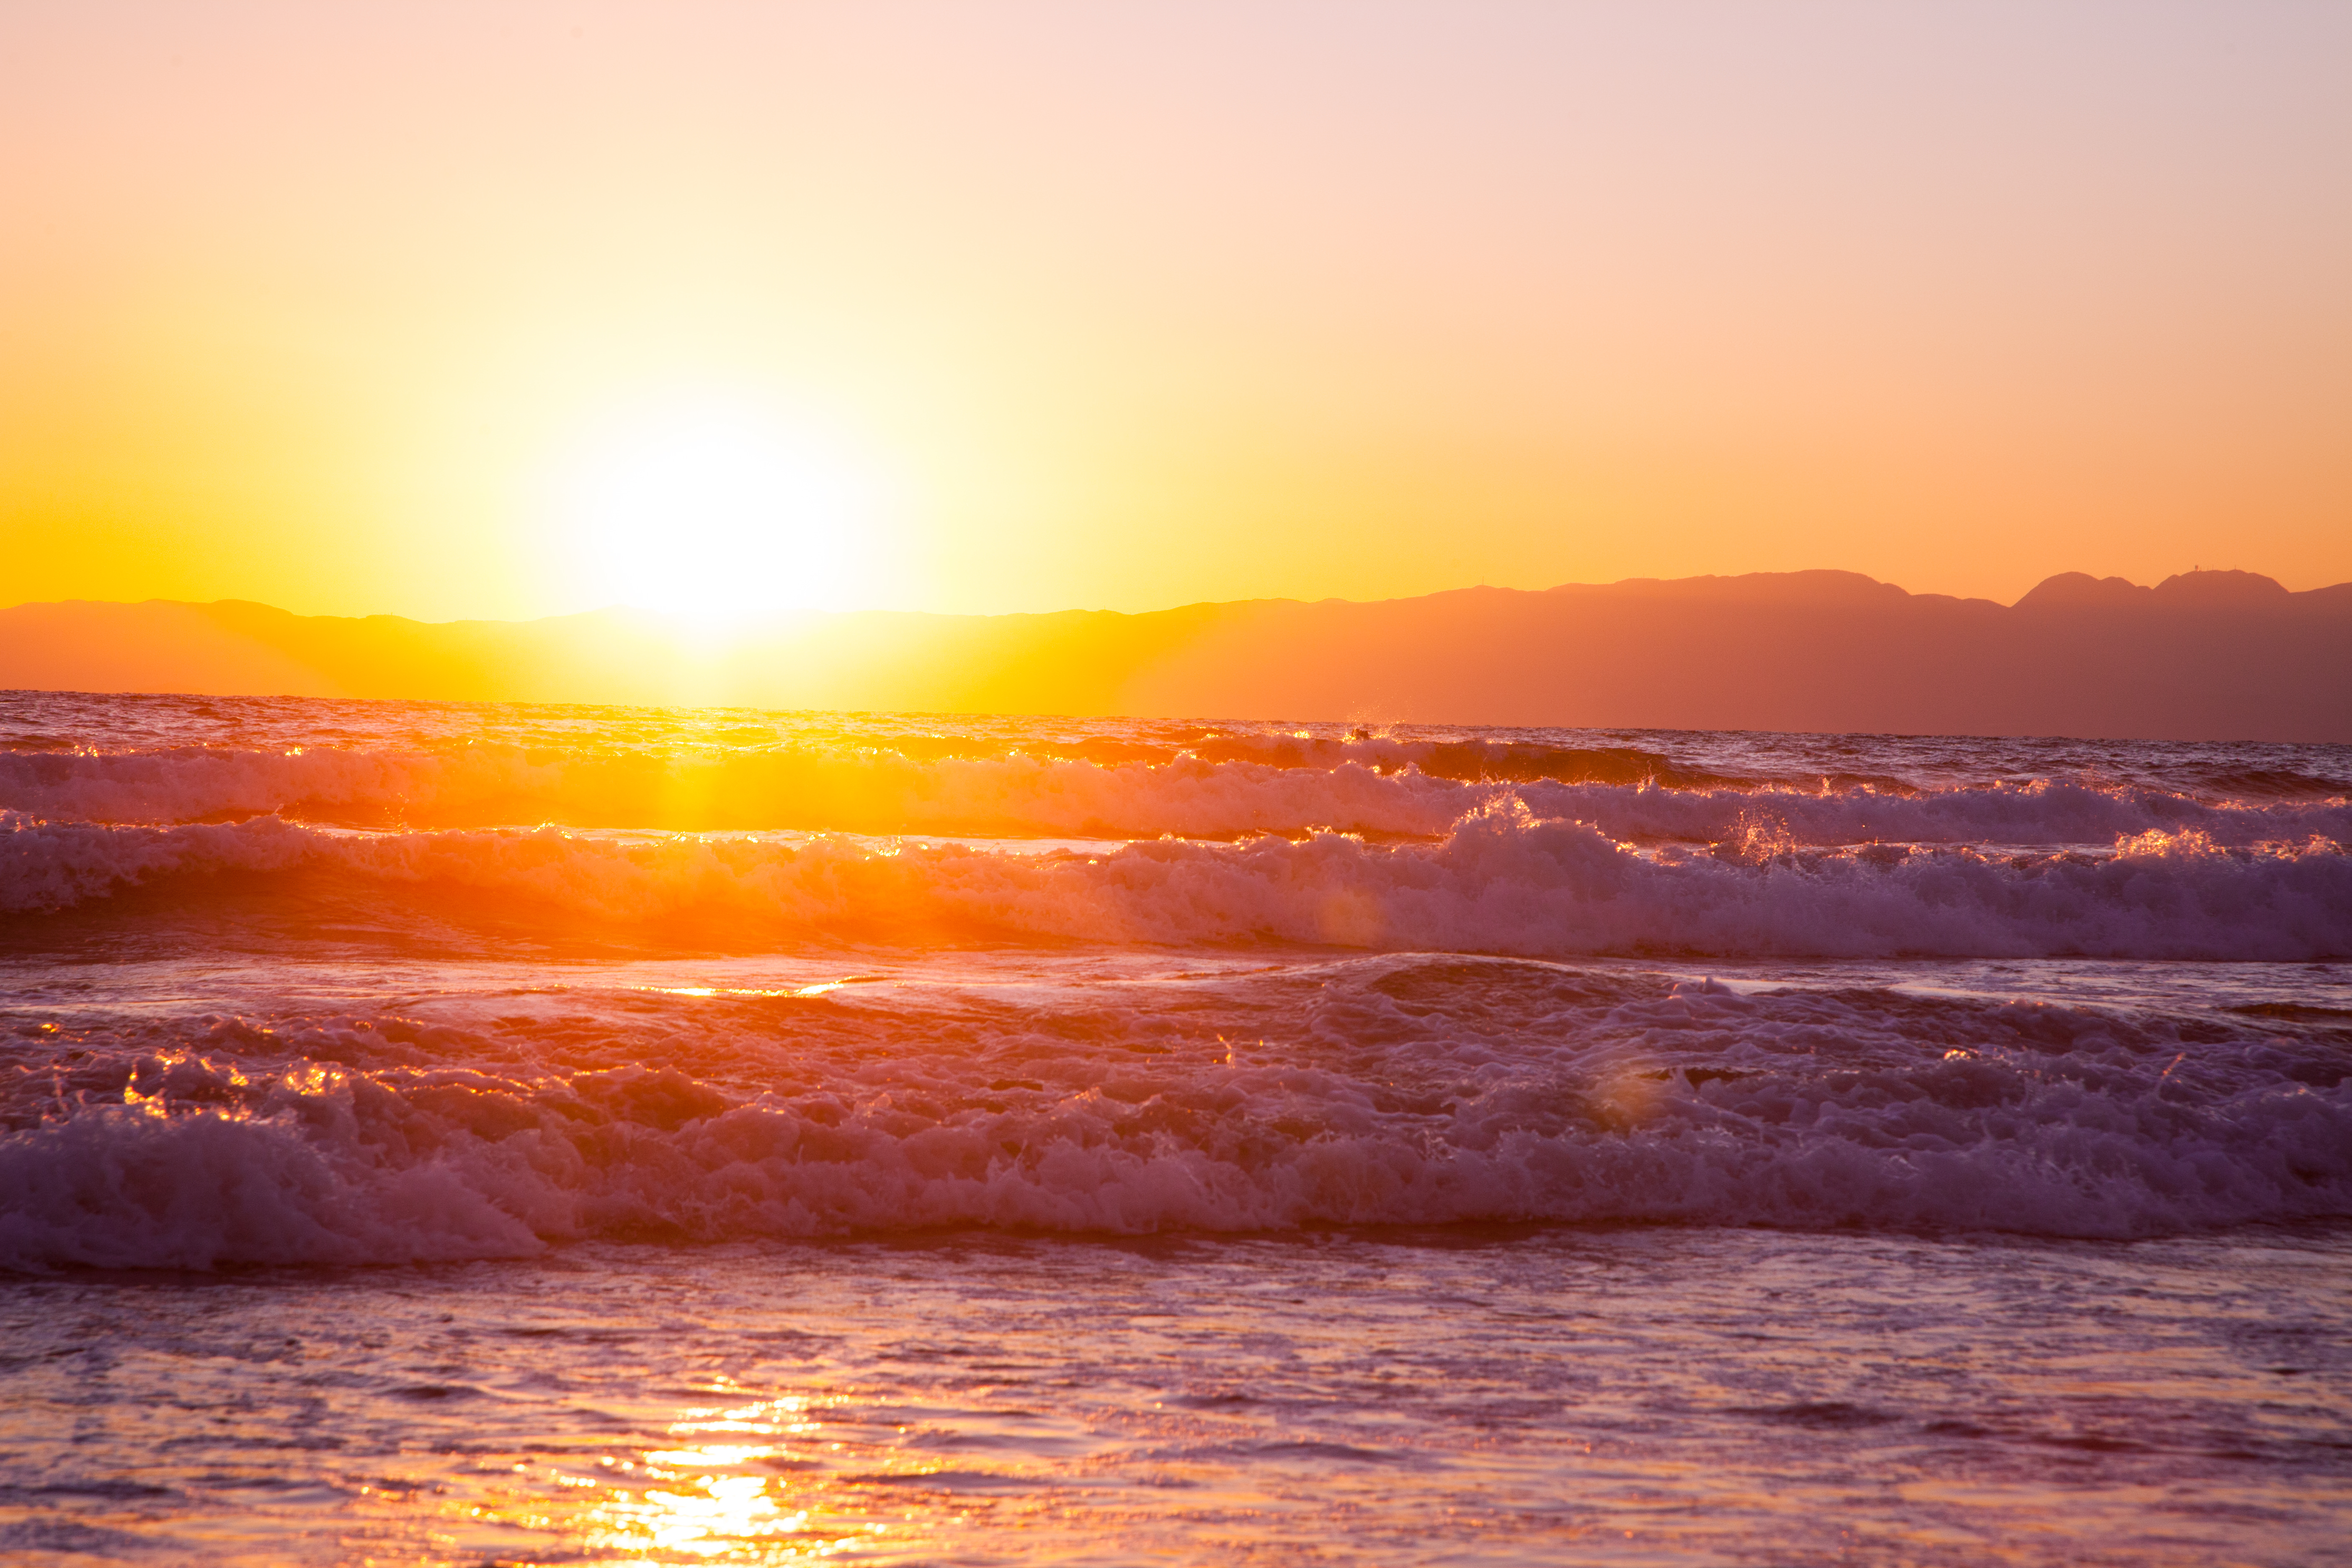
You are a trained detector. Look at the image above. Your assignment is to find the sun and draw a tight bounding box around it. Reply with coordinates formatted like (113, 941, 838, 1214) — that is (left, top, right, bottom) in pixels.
(554, 397, 881, 622)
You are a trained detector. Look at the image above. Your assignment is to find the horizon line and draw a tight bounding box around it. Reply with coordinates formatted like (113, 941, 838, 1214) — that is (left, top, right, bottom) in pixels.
(10, 565, 2343, 629)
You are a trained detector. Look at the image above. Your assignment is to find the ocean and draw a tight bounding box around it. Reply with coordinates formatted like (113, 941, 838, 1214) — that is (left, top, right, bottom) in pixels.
(1, 691, 2347, 1565)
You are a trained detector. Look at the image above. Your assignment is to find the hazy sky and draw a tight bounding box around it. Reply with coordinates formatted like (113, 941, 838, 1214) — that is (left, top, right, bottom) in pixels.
(5, 1, 2348, 620)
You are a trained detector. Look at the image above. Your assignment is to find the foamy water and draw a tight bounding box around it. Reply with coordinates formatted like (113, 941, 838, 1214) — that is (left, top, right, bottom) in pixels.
(2, 693, 2347, 1563)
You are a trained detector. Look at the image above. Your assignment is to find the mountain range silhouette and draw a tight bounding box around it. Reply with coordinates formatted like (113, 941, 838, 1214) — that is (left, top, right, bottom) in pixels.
(4, 570, 2346, 740)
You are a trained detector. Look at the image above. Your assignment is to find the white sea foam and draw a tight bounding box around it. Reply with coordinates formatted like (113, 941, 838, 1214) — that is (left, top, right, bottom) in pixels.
(3, 959, 2344, 1267)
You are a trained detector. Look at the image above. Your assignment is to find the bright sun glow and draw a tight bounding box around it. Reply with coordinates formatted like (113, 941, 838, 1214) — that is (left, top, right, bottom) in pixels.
(554, 397, 883, 622)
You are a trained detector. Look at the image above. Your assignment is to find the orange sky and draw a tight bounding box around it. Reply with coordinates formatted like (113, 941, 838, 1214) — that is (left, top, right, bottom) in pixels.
(4, 1, 2348, 621)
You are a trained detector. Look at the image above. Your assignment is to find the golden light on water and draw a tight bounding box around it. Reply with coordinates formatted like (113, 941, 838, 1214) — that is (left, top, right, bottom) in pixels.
(588, 1470, 825, 1561)
(435, 1396, 938, 1564)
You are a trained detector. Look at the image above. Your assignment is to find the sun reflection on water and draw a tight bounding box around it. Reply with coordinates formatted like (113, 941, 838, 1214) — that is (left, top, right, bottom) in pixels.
(432, 1395, 928, 1565)
(588, 1469, 829, 1561)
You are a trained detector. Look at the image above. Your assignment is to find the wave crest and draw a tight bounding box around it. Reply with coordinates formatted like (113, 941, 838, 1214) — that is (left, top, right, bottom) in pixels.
(3, 745, 2347, 850)
(6, 808, 2347, 960)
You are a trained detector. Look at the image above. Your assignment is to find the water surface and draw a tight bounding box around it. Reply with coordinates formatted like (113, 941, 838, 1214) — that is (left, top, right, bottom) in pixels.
(3, 695, 2347, 1562)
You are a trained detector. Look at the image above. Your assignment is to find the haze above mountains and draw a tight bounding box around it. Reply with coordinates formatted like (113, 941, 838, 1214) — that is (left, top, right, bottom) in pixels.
(3, 569, 2346, 742)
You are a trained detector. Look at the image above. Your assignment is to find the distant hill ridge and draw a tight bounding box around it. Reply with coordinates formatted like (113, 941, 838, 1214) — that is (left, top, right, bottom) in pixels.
(3, 569, 2347, 741)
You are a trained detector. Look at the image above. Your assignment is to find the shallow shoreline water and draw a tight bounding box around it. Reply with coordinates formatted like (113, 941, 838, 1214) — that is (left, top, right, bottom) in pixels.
(5, 1226, 2348, 1566)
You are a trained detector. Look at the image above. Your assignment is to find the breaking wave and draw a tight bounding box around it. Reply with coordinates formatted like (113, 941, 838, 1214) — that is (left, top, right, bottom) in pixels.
(5, 807, 2347, 961)
(3, 957, 2344, 1268)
